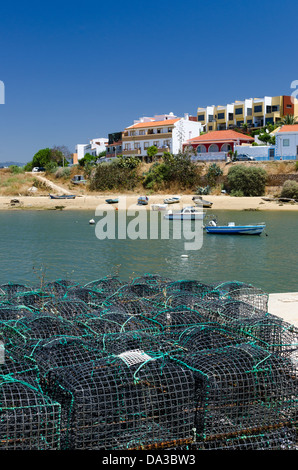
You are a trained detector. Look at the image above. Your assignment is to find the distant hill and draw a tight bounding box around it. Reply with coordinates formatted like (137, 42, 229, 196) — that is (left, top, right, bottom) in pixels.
(0, 161, 24, 167)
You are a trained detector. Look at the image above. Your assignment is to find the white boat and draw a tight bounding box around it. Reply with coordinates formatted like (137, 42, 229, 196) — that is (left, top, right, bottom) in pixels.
(164, 196, 181, 204)
(192, 196, 213, 208)
(151, 204, 168, 211)
(164, 206, 206, 220)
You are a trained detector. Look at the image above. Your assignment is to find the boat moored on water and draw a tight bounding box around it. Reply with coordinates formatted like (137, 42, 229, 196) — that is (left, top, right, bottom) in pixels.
(204, 216, 266, 235)
(164, 206, 206, 220)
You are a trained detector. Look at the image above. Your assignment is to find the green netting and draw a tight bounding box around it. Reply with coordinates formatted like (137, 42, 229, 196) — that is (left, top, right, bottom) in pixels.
(0, 274, 297, 450)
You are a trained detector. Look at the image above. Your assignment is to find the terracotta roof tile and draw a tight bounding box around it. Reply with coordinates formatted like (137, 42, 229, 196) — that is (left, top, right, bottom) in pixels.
(278, 124, 298, 133)
(127, 119, 180, 129)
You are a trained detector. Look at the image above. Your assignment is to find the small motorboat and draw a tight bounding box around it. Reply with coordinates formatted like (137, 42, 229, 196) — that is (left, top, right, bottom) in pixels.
(137, 196, 149, 205)
(204, 216, 266, 235)
(49, 194, 76, 199)
(164, 196, 181, 204)
(192, 196, 213, 208)
(164, 206, 206, 220)
(105, 198, 119, 204)
(89, 219, 95, 225)
(151, 203, 168, 211)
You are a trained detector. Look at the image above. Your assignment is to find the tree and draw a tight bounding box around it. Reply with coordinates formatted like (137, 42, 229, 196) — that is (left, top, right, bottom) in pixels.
(79, 153, 97, 167)
(206, 163, 223, 187)
(227, 165, 267, 196)
(146, 146, 158, 161)
(278, 114, 298, 126)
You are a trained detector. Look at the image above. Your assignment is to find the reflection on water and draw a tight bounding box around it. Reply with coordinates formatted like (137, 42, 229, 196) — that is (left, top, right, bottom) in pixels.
(0, 209, 297, 293)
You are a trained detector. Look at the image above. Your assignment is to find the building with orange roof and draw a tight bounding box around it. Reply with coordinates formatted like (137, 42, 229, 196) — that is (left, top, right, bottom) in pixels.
(184, 129, 254, 161)
(275, 124, 298, 160)
(122, 112, 202, 159)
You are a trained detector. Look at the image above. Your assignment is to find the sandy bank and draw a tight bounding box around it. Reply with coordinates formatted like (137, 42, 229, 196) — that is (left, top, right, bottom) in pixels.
(0, 194, 298, 211)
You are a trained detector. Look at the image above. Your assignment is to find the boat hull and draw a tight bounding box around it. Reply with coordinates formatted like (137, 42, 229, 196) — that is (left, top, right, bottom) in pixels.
(165, 214, 205, 220)
(49, 194, 76, 199)
(205, 225, 266, 235)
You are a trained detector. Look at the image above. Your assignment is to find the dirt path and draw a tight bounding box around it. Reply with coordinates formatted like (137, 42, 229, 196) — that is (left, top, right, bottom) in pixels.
(33, 174, 73, 195)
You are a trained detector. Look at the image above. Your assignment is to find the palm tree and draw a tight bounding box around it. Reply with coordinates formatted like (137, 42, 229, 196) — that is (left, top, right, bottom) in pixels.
(278, 114, 298, 125)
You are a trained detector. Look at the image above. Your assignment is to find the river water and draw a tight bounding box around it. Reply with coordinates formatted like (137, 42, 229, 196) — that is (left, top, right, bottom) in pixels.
(0, 209, 297, 293)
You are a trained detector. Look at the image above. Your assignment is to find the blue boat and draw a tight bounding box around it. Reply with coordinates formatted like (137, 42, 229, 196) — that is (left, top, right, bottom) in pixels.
(205, 217, 266, 235)
(105, 198, 119, 204)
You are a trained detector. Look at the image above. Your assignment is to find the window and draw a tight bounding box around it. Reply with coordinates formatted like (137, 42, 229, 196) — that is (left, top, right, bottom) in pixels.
(228, 113, 234, 121)
(254, 105, 263, 113)
(235, 107, 243, 115)
(153, 141, 158, 147)
(144, 142, 149, 149)
(283, 139, 290, 147)
(217, 112, 225, 119)
(134, 143, 140, 149)
(139, 130, 145, 135)
(286, 104, 293, 109)
(247, 108, 252, 116)
(266, 106, 272, 114)
(272, 105, 280, 112)
(124, 144, 130, 150)
(247, 119, 252, 124)
(208, 126, 213, 131)
(197, 114, 205, 121)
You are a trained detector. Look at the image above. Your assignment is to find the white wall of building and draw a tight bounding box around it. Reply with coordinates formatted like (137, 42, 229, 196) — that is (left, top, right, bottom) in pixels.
(234, 144, 274, 161)
(172, 117, 202, 154)
(275, 132, 298, 160)
(75, 138, 108, 160)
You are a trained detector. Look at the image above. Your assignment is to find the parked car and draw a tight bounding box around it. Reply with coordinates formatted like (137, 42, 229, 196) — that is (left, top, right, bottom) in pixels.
(236, 154, 255, 161)
(32, 167, 45, 172)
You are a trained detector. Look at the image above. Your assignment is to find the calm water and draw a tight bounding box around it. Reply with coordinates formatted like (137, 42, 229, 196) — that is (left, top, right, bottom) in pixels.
(0, 209, 297, 293)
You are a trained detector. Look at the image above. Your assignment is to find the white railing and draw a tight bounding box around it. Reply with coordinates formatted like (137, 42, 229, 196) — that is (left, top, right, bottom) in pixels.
(191, 152, 227, 162)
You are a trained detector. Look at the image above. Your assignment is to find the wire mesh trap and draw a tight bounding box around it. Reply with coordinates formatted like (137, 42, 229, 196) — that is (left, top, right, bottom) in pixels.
(0, 274, 297, 450)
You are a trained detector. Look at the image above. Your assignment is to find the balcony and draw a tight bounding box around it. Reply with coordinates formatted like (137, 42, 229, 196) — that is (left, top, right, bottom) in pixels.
(122, 148, 142, 156)
(122, 132, 172, 141)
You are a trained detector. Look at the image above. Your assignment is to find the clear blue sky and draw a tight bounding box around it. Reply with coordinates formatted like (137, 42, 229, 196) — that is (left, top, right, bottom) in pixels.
(0, 0, 297, 164)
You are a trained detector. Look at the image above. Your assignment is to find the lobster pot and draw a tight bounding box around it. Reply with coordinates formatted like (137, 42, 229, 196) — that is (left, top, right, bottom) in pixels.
(0, 378, 61, 450)
(48, 351, 195, 450)
(194, 426, 297, 450)
(211, 281, 269, 312)
(175, 343, 297, 445)
(42, 299, 94, 321)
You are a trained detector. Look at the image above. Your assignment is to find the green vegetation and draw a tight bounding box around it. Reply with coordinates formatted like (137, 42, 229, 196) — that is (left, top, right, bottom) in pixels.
(278, 114, 298, 126)
(280, 180, 298, 199)
(206, 163, 223, 187)
(89, 157, 141, 191)
(143, 152, 201, 190)
(227, 165, 267, 197)
(24, 146, 71, 171)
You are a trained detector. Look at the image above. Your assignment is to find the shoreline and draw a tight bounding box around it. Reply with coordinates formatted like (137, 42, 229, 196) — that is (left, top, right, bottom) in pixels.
(1, 194, 298, 211)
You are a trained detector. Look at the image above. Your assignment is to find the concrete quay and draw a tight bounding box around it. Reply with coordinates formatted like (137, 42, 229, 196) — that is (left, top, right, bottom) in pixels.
(268, 292, 298, 327)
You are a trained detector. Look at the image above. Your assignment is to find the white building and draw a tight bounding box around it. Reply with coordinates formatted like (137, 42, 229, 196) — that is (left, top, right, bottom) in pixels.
(275, 125, 298, 160)
(75, 138, 108, 161)
(122, 112, 202, 158)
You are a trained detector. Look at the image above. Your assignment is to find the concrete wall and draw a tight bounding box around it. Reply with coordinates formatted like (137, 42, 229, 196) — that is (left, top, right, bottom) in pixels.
(234, 145, 274, 161)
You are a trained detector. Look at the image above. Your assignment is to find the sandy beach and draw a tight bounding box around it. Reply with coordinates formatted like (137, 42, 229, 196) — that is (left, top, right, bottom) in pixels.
(1, 194, 298, 211)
